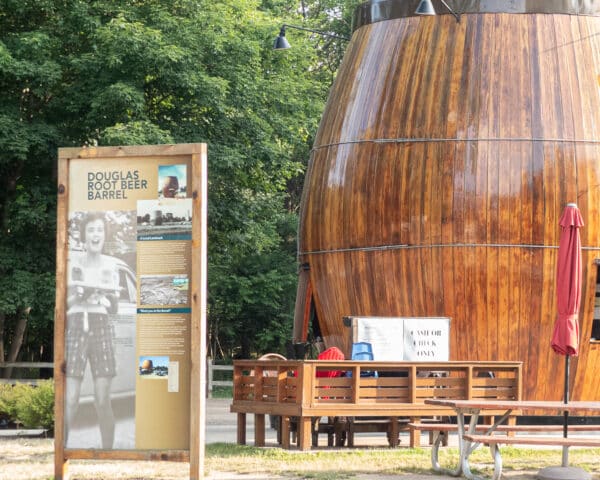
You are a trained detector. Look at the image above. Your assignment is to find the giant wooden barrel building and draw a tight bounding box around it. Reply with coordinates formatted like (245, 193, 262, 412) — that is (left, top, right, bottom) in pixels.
(295, 0, 600, 401)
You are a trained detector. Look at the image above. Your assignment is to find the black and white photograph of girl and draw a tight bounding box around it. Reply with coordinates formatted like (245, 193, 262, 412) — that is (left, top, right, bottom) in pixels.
(65, 210, 137, 449)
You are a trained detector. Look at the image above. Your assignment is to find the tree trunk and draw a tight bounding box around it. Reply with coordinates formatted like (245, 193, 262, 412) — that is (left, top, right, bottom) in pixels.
(0, 312, 5, 377)
(240, 333, 250, 359)
(1, 164, 22, 378)
(4, 310, 28, 379)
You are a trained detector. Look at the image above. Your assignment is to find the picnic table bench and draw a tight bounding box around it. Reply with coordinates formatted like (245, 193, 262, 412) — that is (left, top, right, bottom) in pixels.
(409, 421, 600, 475)
(424, 399, 600, 480)
(462, 434, 600, 480)
(230, 360, 522, 450)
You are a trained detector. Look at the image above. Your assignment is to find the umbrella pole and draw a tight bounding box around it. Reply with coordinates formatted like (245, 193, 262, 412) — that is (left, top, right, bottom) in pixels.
(562, 355, 569, 467)
(538, 355, 590, 480)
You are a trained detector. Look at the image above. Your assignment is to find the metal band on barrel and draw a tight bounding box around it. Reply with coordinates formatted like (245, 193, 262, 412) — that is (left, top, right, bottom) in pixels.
(353, 0, 600, 31)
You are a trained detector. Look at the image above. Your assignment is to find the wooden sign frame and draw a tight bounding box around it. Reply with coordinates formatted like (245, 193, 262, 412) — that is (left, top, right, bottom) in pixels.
(54, 144, 207, 479)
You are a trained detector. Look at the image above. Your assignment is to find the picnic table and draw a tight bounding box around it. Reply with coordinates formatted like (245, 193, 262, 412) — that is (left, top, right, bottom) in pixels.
(424, 399, 600, 480)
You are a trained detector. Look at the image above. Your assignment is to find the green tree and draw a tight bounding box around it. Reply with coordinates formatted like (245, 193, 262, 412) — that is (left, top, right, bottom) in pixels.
(0, 0, 349, 366)
(0, 0, 60, 370)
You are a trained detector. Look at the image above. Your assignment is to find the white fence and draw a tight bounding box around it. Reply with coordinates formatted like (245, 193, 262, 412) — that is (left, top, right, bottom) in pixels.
(207, 361, 233, 398)
(0, 362, 53, 385)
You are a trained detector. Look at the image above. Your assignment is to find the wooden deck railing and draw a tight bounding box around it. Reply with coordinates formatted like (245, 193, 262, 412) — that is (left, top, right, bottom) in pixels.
(231, 360, 522, 450)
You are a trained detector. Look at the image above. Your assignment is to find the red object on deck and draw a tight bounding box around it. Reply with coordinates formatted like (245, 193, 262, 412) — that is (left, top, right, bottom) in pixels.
(316, 347, 345, 377)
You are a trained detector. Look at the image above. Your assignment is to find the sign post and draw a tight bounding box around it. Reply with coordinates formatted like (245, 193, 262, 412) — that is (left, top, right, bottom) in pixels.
(54, 144, 207, 479)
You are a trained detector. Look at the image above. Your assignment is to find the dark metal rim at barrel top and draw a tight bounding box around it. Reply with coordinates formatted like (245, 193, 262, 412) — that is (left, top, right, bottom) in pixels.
(353, 0, 600, 31)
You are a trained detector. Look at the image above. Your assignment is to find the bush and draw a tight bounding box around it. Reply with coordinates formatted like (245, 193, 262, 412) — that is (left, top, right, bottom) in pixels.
(0, 383, 20, 424)
(211, 385, 233, 398)
(15, 380, 54, 430)
(0, 381, 54, 430)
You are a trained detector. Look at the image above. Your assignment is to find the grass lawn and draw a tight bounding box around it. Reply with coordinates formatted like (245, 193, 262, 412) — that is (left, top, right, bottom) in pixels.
(1, 438, 599, 479)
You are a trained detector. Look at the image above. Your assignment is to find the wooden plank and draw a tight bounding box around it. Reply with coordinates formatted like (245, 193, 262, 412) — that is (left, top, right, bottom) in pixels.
(230, 402, 301, 417)
(54, 153, 69, 480)
(463, 434, 600, 447)
(370, 377, 410, 387)
(417, 391, 467, 400)
(236, 413, 246, 445)
(358, 387, 410, 399)
(298, 417, 312, 451)
(485, 141, 499, 360)
(58, 143, 206, 160)
(254, 414, 265, 447)
(189, 146, 208, 480)
(263, 377, 278, 387)
(409, 365, 417, 403)
(280, 416, 291, 449)
(351, 367, 360, 403)
(415, 377, 466, 387)
(472, 389, 519, 398)
(300, 405, 459, 418)
(299, 363, 312, 408)
(417, 387, 467, 398)
(313, 388, 352, 400)
(389, 416, 400, 448)
(409, 423, 600, 433)
(472, 378, 519, 387)
(64, 449, 189, 461)
(314, 377, 350, 387)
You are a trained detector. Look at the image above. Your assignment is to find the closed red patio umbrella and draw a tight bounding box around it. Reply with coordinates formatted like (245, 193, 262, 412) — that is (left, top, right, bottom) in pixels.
(541, 203, 586, 479)
(551, 203, 583, 357)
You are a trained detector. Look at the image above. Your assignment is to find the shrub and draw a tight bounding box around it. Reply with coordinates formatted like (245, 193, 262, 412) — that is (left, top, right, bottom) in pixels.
(0, 381, 55, 430)
(14, 380, 54, 430)
(0, 383, 20, 423)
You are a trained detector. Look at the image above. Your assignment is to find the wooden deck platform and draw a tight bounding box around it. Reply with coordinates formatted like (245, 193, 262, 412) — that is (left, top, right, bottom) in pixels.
(230, 360, 523, 450)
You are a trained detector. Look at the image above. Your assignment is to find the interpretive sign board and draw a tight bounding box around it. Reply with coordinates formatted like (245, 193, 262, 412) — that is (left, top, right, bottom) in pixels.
(345, 316, 450, 361)
(54, 144, 207, 480)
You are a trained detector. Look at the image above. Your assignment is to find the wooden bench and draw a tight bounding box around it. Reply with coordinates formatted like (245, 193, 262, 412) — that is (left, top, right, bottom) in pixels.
(231, 360, 523, 450)
(462, 434, 600, 480)
(409, 421, 600, 444)
(409, 421, 600, 474)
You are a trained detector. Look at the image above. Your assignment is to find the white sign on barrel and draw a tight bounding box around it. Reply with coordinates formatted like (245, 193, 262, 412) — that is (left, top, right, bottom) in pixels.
(347, 316, 450, 361)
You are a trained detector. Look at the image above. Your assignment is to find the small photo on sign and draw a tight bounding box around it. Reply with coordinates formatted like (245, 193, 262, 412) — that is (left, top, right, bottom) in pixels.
(140, 274, 189, 306)
(158, 164, 187, 198)
(136, 198, 192, 240)
(139, 355, 169, 379)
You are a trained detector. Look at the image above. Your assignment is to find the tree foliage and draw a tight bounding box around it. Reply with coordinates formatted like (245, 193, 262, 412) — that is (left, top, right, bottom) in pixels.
(0, 0, 351, 364)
